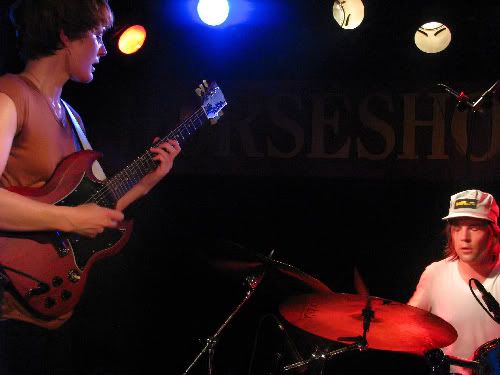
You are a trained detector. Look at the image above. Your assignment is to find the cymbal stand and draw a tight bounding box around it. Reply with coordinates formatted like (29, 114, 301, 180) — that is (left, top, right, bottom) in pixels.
(282, 337, 367, 373)
(284, 295, 374, 373)
(424, 349, 481, 374)
(361, 297, 374, 342)
(183, 273, 264, 375)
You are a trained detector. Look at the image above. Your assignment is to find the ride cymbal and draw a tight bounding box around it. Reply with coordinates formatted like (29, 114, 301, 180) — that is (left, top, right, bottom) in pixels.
(280, 292, 457, 355)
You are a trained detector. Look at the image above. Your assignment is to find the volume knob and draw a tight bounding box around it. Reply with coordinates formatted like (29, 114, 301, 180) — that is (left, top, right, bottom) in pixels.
(67, 269, 81, 283)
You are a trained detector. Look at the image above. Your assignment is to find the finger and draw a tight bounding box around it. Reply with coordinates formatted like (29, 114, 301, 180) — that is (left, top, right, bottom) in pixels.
(157, 141, 180, 155)
(167, 139, 181, 151)
(108, 220, 119, 228)
(150, 147, 169, 159)
(106, 209, 124, 221)
(161, 142, 177, 154)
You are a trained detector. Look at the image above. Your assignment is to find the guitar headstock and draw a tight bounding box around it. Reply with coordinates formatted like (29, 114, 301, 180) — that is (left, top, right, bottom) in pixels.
(195, 80, 227, 125)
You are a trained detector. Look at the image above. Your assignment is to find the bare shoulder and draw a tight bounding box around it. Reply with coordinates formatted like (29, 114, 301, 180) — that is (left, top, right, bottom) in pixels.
(0, 92, 17, 133)
(0, 92, 18, 173)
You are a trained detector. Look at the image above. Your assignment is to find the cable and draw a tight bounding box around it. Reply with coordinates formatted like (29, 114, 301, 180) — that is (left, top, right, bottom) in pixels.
(468, 278, 497, 322)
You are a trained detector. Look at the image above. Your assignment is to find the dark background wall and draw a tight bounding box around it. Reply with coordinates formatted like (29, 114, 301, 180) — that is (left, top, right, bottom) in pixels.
(1, 0, 500, 374)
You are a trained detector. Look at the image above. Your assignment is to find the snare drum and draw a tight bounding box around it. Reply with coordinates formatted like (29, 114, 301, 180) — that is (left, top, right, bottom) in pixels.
(473, 339, 500, 375)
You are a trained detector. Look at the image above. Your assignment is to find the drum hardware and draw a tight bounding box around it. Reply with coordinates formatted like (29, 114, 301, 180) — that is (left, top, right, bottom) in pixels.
(279, 292, 458, 355)
(282, 289, 373, 374)
(207, 244, 332, 294)
(425, 348, 481, 374)
(182, 272, 265, 375)
(472, 339, 500, 375)
(188, 244, 333, 374)
(283, 337, 367, 373)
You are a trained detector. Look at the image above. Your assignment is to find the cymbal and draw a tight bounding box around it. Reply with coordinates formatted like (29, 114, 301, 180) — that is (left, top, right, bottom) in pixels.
(280, 293, 457, 355)
(208, 244, 332, 294)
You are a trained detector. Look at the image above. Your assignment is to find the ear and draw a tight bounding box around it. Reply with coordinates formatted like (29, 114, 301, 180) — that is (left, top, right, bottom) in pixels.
(59, 29, 71, 48)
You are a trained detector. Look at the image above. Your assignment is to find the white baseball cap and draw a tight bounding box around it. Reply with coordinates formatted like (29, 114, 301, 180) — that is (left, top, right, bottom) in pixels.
(442, 189, 499, 223)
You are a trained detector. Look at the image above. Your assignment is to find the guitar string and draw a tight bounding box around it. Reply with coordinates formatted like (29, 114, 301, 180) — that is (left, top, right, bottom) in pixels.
(84, 106, 208, 206)
(86, 107, 206, 205)
(87, 90, 226, 205)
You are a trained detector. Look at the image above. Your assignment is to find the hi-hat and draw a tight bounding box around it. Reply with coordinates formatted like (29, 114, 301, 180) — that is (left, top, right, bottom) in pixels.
(280, 292, 457, 355)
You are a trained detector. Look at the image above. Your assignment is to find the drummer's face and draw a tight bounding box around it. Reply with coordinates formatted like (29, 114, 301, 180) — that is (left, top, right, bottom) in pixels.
(450, 218, 492, 265)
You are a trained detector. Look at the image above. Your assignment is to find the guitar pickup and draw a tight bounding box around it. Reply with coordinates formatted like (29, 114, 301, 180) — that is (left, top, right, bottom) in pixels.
(53, 231, 71, 257)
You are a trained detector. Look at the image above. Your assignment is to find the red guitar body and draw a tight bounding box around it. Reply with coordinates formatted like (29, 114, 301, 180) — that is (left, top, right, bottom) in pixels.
(0, 151, 133, 320)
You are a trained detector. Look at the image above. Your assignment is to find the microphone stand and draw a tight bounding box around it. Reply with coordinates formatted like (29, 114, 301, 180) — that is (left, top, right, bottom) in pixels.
(438, 80, 498, 184)
(183, 273, 264, 375)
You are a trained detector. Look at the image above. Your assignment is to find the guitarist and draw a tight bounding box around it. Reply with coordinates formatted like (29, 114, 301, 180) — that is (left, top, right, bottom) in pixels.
(0, 0, 180, 373)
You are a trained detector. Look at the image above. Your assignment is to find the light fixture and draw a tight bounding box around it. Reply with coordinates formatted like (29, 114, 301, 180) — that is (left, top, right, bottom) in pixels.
(118, 25, 147, 55)
(197, 0, 230, 27)
(414, 22, 451, 54)
(332, 0, 364, 30)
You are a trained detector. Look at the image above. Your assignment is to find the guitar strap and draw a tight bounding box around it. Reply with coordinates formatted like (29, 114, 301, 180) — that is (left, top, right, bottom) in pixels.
(61, 100, 107, 181)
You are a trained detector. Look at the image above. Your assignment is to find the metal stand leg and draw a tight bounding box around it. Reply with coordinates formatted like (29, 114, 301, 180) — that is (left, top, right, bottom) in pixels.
(283, 338, 367, 373)
(183, 274, 263, 375)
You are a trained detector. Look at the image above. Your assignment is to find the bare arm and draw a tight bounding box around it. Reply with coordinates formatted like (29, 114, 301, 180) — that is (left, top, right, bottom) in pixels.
(407, 266, 432, 311)
(0, 93, 123, 236)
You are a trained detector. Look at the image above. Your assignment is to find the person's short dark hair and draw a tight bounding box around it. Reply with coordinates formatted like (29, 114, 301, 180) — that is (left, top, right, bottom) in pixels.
(9, 0, 113, 61)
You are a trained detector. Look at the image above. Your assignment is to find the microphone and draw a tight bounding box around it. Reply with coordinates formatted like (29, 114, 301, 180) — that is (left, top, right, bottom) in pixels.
(472, 80, 499, 112)
(471, 278, 500, 323)
(437, 83, 474, 112)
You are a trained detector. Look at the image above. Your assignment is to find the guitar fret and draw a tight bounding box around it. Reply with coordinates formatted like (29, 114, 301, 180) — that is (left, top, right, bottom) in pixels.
(89, 86, 226, 206)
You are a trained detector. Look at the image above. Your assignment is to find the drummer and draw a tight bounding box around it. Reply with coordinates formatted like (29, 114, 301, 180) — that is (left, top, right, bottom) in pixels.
(409, 189, 500, 374)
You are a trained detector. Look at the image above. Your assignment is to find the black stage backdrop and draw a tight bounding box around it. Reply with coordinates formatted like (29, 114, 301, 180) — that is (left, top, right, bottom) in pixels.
(1, 0, 500, 374)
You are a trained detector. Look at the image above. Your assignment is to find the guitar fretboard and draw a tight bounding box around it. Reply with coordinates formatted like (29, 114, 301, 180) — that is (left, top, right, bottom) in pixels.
(87, 107, 206, 206)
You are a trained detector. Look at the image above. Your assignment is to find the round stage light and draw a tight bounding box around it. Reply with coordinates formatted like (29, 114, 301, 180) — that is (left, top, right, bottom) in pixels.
(197, 0, 230, 26)
(332, 0, 364, 30)
(118, 25, 147, 55)
(414, 22, 451, 53)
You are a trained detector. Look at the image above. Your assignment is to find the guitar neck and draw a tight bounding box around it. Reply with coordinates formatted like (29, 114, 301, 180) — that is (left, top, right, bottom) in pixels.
(95, 107, 207, 203)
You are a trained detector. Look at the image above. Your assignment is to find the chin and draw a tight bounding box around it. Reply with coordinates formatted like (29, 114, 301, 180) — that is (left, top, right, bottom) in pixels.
(70, 71, 94, 83)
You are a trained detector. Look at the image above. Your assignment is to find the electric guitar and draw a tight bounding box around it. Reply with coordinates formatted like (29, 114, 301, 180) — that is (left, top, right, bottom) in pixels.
(0, 81, 227, 320)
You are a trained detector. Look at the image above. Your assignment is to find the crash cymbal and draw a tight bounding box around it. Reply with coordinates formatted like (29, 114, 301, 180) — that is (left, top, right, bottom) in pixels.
(280, 293, 457, 355)
(207, 243, 332, 294)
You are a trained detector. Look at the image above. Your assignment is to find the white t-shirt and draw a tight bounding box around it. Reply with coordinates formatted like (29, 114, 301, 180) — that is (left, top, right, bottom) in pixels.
(409, 257, 500, 374)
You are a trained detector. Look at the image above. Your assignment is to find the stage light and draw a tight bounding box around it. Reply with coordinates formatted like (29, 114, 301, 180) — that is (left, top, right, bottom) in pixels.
(414, 22, 451, 54)
(332, 0, 364, 29)
(118, 25, 147, 55)
(197, 0, 230, 26)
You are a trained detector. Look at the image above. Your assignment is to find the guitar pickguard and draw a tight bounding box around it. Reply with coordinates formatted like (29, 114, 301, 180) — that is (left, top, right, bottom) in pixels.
(55, 176, 123, 270)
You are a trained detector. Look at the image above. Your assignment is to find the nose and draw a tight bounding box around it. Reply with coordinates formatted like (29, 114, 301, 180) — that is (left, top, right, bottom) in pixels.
(458, 226, 471, 242)
(98, 44, 107, 57)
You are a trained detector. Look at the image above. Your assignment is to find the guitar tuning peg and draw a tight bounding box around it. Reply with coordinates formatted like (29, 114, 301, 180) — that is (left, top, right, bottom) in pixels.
(195, 88, 203, 97)
(199, 84, 206, 94)
(203, 80, 209, 88)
